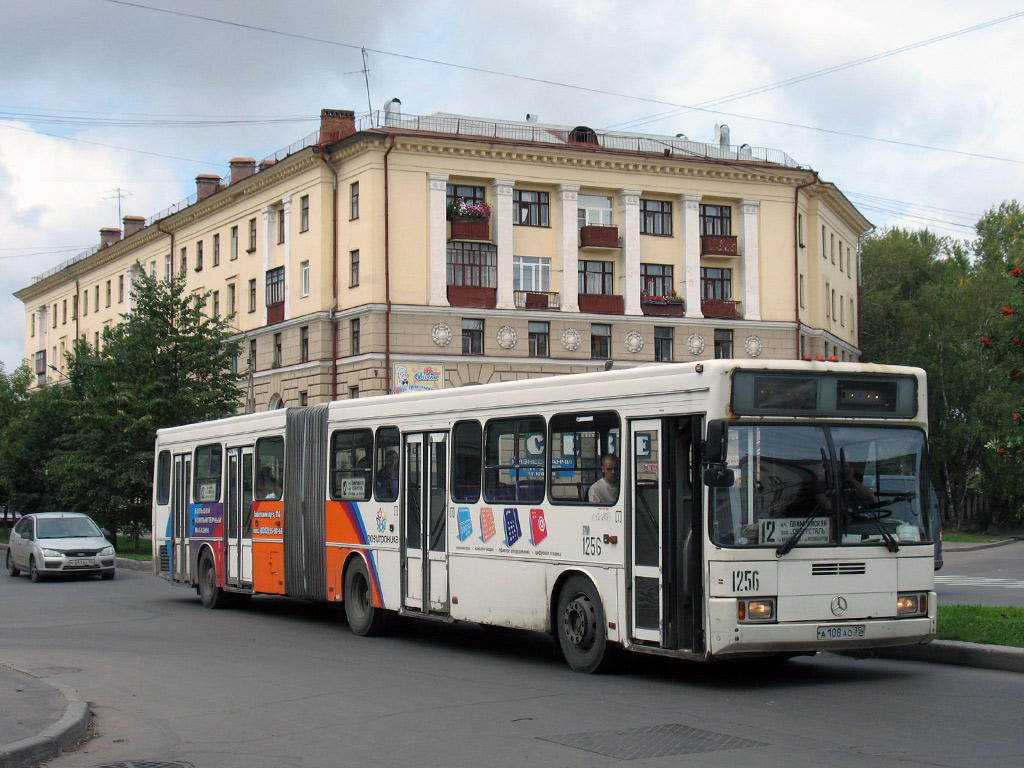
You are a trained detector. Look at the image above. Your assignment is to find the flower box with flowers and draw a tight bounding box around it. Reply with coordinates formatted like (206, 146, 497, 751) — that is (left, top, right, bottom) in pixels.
(641, 291, 685, 315)
(448, 199, 492, 240)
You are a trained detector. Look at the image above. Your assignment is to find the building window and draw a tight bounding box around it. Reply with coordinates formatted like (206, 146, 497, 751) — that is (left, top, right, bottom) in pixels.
(277, 207, 286, 245)
(248, 218, 257, 252)
(350, 250, 359, 287)
(350, 181, 359, 220)
(831, 233, 835, 263)
(700, 267, 732, 300)
(300, 260, 310, 297)
(641, 263, 674, 297)
(300, 195, 309, 232)
(654, 327, 673, 362)
(528, 321, 549, 358)
(213, 233, 220, 266)
(840, 294, 845, 326)
(248, 278, 257, 313)
(798, 213, 805, 247)
(700, 204, 731, 236)
(832, 288, 837, 321)
(82, 292, 87, 315)
(447, 242, 496, 287)
(249, 338, 257, 370)
(300, 326, 309, 363)
(578, 194, 612, 228)
(591, 324, 611, 359)
(95, 285, 100, 309)
(512, 255, 551, 292)
(273, 333, 282, 367)
(150, 260, 156, 278)
(266, 267, 285, 307)
(447, 184, 485, 210)
(799, 274, 805, 308)
(71, 295, 77, 320)
(62, 299, 67, 325)
(228, 283, 236, 315)
(462, 319, 484, 355)
(351, 318, 360, 356)
(579, 260, 614, 295)
(195, 241, 203, 272)
(513, 190, 549, 227)
(299, 391, 308, 406)
(640, 199, 672, 236)
(212, 291, 220, 318)
(118, 275, 124, 303)
(714, 329, 733, 359)
(231, 226, 239, 260)
(164, 254, 172, 280)
(180, 247, 187, 274)
(825, 281, 831, 317)
(349, 386, 359, 399)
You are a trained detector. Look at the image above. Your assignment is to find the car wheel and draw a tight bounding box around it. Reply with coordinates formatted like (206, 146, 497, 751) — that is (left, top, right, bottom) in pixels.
(198, 552, 229, 609)
(556, 575, 618, 673)
(344, 557, 390, 636)
(6, 550, 20, 577)
(29, 557, 43, 583)
(101, 570, 115, 581)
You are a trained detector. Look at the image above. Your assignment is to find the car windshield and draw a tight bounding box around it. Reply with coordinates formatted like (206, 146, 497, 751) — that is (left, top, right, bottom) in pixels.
(36, 516, 103, 539)
(709, 425, 930, 549)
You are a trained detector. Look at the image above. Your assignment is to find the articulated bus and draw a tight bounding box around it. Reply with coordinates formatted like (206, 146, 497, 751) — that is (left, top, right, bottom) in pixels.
(152, 360, 937, 672)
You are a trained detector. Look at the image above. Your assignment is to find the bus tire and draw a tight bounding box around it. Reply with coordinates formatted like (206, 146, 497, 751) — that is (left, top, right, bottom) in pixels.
(198, 551, 230, 609)
(556, 575, 617, 674)
(344, 558, 388, 636)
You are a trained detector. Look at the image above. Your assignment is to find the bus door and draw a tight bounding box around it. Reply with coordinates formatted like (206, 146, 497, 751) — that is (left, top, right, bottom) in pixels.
(402, 432, 449, 615)
(629, 417, 703, 653)
(225, 447, 254, 588)
(172, 453, 192, 583)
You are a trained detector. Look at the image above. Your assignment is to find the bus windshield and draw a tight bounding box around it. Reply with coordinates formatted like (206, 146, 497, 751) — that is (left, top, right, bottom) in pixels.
(709, 425, 929, 550)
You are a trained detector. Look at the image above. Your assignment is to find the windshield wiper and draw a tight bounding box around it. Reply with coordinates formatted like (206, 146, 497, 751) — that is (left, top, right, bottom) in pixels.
(850, 508, 900, 552)
(776, 448, 832, 558)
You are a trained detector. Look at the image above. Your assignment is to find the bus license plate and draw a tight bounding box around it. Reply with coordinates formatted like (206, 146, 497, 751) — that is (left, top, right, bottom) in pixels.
(68, 558, 93, 567)
(817, 624, 865, 640)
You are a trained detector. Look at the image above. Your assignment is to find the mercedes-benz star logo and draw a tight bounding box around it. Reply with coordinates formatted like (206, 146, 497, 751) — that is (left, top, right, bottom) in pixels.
(831, 596, 848, 617)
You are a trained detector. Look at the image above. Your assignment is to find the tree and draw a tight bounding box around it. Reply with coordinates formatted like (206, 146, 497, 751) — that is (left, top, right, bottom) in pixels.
(0, 361, 35, 524)
(46, 267, 243, 548)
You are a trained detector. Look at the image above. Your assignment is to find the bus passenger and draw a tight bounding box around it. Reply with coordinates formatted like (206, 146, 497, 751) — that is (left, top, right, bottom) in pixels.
(588, 454, 619, 504)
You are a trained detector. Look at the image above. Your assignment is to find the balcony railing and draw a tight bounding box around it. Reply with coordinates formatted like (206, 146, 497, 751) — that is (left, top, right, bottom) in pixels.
(267, 302, 285, 325)
(701, 299, 742, 319)
(580, 225, 620, 248)
(514, 291, 560, 310)
(449, 218, 491, 241)
(641, 299, 685, 316)
(448, 284, 497, 308)
(701, 234, 739, 256)
(579, 293, 624, 314)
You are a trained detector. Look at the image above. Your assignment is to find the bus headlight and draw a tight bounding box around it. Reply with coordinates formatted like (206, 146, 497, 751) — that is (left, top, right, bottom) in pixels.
(896, 592, 928, 616)
(738, 598, 776, 623)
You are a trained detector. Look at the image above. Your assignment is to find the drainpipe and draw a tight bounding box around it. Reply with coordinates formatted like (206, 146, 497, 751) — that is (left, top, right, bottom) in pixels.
(318, 146, 340, 401)
(384, 134, 396, 393)
(793, 172, 819, 360)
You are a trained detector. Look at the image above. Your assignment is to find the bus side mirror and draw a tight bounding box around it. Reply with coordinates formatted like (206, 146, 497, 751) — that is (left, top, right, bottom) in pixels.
(703, 466, 735, 487)
(704, 420, 728, 464)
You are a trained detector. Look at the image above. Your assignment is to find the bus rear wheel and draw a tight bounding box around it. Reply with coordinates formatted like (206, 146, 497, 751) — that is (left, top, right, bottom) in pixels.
(556, 575, 617, 673)
(344, 558, 389, 636)
(198, 552, 230, 609)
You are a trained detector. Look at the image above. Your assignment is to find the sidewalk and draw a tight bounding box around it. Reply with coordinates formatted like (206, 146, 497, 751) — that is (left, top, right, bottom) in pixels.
(0, 663, 90, 768)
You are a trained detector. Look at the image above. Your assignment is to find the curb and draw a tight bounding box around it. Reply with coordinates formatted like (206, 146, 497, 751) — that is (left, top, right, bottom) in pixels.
(844, 640, 1024, 674)
(0, 665, 91, 768)
(943, 538, 1022, 553)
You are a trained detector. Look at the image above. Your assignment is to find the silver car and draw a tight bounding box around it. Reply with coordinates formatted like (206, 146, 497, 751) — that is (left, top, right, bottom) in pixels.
(6, 512, 116, 582)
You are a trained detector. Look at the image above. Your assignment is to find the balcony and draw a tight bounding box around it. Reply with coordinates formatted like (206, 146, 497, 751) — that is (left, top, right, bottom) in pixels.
(579, 293, 624, 314)
(641, 298, 685, 316)
(449, 218, 491, 241)
(701, 299, 742, 319)
(448, 284, 497, 308)
(579, 225, 620, 248)
(514, 290, 560, 310)
(701, 234, 738, 256)
(267, 302, 285, 325)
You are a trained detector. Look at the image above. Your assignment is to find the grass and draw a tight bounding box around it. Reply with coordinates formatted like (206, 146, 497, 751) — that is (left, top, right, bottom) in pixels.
(944, 532, 1014, 544)
(937, 604, 1024, 647)
(115, 535, 153, 561)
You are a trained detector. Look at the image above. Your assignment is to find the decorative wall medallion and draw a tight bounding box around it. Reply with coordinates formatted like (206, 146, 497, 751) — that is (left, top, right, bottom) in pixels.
(624, 330, 644, 354)
(744, 335, 763, 357)
(431, 322, 453, 347)
(496, 325, 518, 350)
(687, 333, 706, 356)
(562, 328, 582, 352)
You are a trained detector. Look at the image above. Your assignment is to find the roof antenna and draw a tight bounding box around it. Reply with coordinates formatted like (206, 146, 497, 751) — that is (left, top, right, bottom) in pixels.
(361, 47, 373, 119)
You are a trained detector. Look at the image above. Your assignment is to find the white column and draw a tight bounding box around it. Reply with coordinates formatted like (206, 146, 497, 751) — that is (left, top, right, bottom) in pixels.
(428, 173, 450, 306)
(558, 184, 580, 312)
(492, 178, 515, 309)
(680, 193, 703, 318)
(739, 198, 761, 321)
(620, 189, 642, 315)
(282, 195, 292, 320)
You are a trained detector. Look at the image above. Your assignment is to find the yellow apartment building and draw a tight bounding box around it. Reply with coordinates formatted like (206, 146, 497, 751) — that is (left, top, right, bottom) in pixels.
(15, 105, 870, 411)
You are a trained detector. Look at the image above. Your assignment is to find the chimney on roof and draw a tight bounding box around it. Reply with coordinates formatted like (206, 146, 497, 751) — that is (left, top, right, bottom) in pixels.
(319, 108, 356, 145)
(99, 227, 122, 249)
(123, 216, 146, 237)
(230, 157, 256, 184)
(384, 98, 402, 126)
(195, 174, 221, 200)
(259, 159, 277, 172)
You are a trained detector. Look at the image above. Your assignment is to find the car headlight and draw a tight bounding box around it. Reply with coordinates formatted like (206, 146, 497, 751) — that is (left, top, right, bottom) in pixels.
(99, 546, 115, 556)
(42, 548, 62, 557)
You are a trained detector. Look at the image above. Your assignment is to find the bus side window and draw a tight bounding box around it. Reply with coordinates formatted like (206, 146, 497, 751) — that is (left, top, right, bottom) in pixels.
(193, 444, 223, 503)
(375, 426, 400, 502)
(330, 429, 373, 501)
(549, 411, 621, 504)
(255, 436, 284, 500)
(452, 421, 482, 503)
(156, 450, 171, 505)
(484, 417, 546, 504)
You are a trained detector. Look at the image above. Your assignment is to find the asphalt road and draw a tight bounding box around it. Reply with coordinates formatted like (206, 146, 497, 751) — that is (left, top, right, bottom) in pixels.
(936, 540, 1024, 608)
(1, 566, 1022, 768)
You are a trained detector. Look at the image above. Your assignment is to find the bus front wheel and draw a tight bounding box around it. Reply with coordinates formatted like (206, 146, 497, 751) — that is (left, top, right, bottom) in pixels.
(198, 552, 230, 609)
(344, 558, 389, 636)
(556, 575, 617, 673)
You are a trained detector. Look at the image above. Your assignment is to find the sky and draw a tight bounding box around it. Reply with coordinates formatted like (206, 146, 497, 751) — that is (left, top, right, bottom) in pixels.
(2, 0, 1022, 373)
